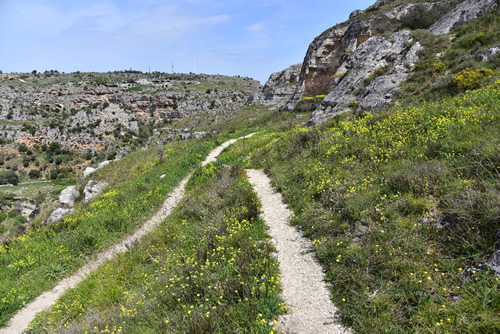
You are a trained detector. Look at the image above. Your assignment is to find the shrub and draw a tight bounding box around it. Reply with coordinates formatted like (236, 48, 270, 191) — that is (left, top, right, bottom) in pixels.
(29, 169, 41, 179)
(17, 143, 28, 153)
(0, 171, 19, 185)
(401, 4, 445, 30)
(50, 169, 59, 180)
(450, 68, 494, 91)
(48, 142, 61, 154)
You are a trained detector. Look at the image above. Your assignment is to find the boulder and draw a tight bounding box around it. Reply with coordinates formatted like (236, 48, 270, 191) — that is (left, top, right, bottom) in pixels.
(98, 160, 110, 169)
(83, 160, 110, 179)
(83, 180, 108, 202)
(486, 230, 500, 277)
(487, 249, 500, 277)
(59, 185, 79, 207)
(46, 207, 74, 224)
(83, 167, 97, 178)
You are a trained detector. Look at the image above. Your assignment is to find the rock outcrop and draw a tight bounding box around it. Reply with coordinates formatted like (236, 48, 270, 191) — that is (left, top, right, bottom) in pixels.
(430, 0, 497, 35)
(59, 185, 79, 207)
(12, 199, 39, 220)
(46, 208, 74, 224)
(480, 47, 500, 62)
(259, 0, 498, 124)
(310, 31, 421, 124)
(83, 180, 108, 202)
(247, 63, 301, 108)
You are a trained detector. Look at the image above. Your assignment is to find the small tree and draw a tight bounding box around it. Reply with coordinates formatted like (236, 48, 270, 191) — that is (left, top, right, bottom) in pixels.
(50, 169, 59, 180)
(17, 143, 28, 153)
(55, 156, 63, 166)
(0, 171, 19, 185)
(29, 169, 41, 179)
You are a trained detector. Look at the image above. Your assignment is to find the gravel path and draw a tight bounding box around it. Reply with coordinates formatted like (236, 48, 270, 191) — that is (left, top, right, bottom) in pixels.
(246, 169, 351, 334)
(202, 133, 254, 167)
(0, 135, 252, 334)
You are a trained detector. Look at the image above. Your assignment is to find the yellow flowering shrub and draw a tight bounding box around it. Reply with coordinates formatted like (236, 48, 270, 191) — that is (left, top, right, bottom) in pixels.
(451, 68, 495, 91)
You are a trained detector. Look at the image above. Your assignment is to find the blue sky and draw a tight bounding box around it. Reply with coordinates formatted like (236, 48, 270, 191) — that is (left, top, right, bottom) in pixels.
(0, 0, 374, 83)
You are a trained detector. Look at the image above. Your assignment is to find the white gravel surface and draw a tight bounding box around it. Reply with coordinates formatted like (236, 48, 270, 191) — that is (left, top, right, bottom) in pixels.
(246, 169, 351, 334)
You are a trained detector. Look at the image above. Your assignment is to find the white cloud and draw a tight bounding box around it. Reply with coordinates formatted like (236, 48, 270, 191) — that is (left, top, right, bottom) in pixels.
(246, 21, 266, 32)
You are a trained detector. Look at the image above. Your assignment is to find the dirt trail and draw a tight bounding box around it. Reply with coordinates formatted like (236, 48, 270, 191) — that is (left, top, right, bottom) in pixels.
(246, 169, 351, 334)
(0, 134, 252, 334)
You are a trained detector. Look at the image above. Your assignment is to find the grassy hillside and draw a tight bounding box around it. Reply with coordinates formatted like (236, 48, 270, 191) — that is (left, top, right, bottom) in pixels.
(0, 138, 217, 326)
(1, 8, 499, 332)
(15, 79, 499, 333)
(28, 164, 283, 333)
(218, 80, 500, 332)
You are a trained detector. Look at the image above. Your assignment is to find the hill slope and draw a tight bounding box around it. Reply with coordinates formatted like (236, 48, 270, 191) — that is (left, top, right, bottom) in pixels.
(0, 0, 499, 332)
(220, 80, 500, 332)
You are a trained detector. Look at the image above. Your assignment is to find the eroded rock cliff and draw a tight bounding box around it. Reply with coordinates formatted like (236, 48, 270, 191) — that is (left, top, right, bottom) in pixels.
(260, 0, 497, 124)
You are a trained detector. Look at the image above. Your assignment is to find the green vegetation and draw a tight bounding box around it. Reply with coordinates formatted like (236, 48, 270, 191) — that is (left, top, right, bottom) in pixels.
(29, 164, 283, 333)
(400, 3, 447, 30)
(0, 139, 215, 326)
(402, 8, 500, 103)
(219, 80, 500, 332)
(1, 5, 499, 333)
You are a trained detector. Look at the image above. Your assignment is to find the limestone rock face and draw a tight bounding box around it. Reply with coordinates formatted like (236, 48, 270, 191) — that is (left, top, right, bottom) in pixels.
(47, 208, 74, 224)
(59, 185, 79, 207)
(430, 0, 497, 35)
(247, 63, 302, 107)
(282, 3, 418, 112)
(322, 31, 421, 110)
(272, 0, 497, 124)
(0, 74, 261, 162)
(84, 180, 108, 202)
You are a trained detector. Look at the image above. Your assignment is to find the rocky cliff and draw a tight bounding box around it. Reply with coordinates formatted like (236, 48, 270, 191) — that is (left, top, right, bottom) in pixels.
(247, 63, 301, 108)
(258, 0, 497, 124)
(0, 73, 261, 156)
